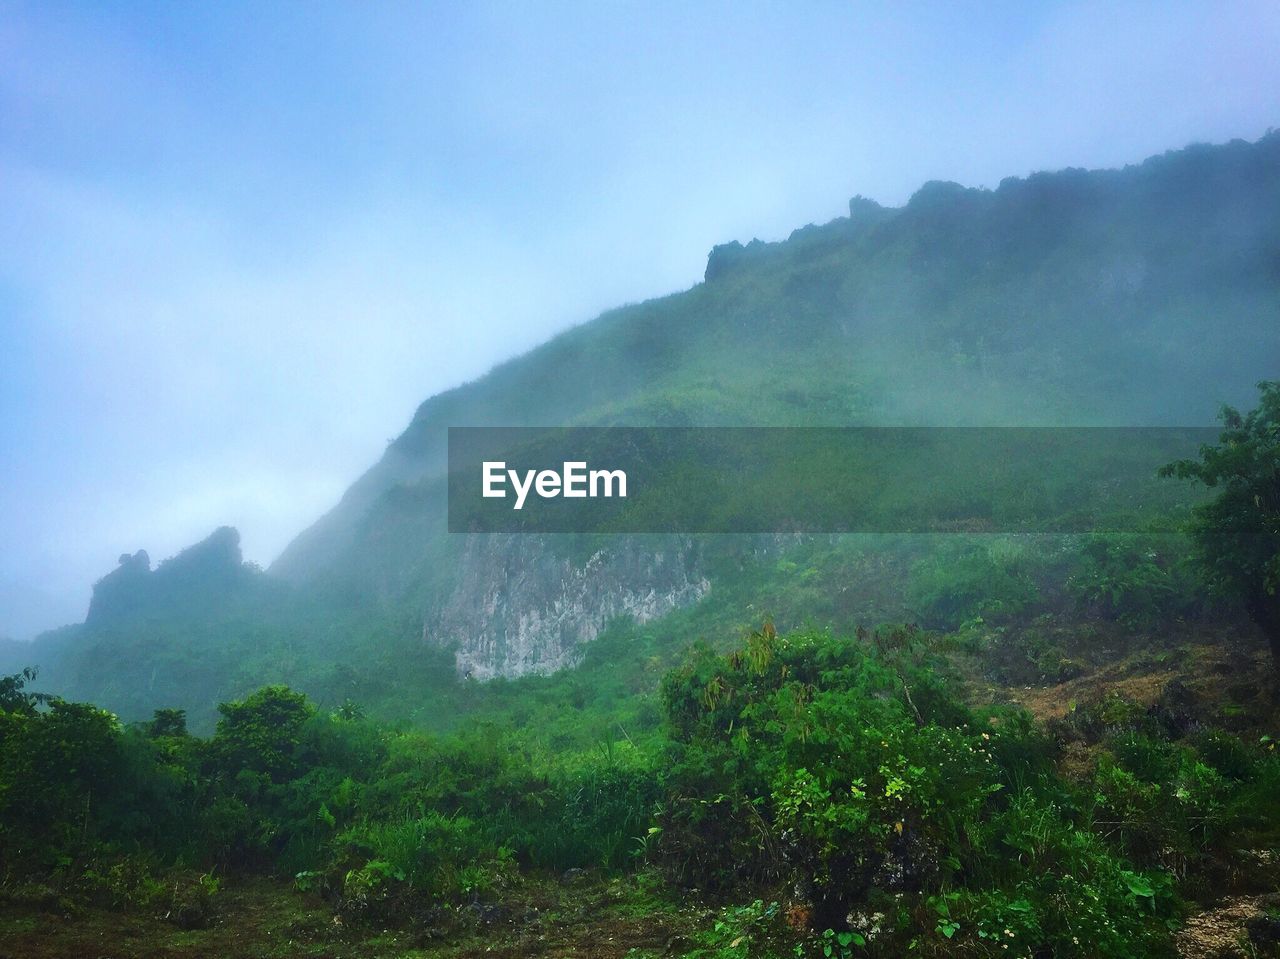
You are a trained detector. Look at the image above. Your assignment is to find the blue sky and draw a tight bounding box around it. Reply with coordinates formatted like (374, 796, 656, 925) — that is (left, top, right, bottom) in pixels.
(2, 0, 1279, 638)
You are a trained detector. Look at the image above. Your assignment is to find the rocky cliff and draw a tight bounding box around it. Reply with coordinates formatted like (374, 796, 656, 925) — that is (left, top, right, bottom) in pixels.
(428, 536, 709, 678)
(267, 133, 1280, 681)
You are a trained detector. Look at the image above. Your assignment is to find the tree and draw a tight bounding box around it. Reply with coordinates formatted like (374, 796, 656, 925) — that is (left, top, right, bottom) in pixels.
(0, 667, 50, 716)
(213, 685, 315, 782)
(1161, 382, 1280, 663)
(0, 697, 122, 862)
(148, 707, 189, 738)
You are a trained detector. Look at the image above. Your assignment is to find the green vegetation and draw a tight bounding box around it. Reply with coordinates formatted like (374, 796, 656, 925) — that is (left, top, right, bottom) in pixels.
(3, 137, 1279, 956)
(8, 133, 1279, 733)
(1161, 381, 1280, 663)
(2, 623, 1279, 956)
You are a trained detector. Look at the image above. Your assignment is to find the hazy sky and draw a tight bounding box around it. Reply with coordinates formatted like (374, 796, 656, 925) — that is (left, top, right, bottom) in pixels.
(2, 0, 1279, 638)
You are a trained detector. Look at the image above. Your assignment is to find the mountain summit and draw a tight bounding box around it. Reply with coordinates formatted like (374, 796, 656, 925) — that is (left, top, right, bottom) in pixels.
(270, 134, 1280, 663)
(10, 132, 1280, 722)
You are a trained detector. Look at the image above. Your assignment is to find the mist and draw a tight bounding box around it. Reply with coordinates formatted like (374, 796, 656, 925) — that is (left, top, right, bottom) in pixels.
(2, 0, 1279, 638)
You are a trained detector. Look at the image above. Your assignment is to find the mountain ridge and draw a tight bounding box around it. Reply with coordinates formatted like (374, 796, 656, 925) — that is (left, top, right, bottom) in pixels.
(6, 131, 1278, 724)
(271, 132, 1280, 593)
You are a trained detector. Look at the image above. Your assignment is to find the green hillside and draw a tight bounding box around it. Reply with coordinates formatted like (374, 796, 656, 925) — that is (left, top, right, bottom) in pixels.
(4, 133, 1280, 959)
(6, 132, 1279, 731)
(274, 134, 1279, 595)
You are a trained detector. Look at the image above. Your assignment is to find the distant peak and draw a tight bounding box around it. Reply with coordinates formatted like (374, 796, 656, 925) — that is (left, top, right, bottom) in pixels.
(86, 526, 250, 629)
(907, 179, 981, 209)
(848, 194, 884, 221)
(117, 549, 151, 571)
(704, 238, 769, 282)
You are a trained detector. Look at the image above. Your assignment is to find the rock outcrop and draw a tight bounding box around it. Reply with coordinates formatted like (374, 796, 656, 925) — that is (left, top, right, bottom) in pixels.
(85, 527, 251, 628)
(85, 549, 151, 626)
(427, 535, 709, 678)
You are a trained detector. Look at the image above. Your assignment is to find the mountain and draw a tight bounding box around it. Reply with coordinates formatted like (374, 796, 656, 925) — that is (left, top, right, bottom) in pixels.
(85, 527, 257, 628)
(270, 133, 1280, 667)
(8, 132, 1279, 726)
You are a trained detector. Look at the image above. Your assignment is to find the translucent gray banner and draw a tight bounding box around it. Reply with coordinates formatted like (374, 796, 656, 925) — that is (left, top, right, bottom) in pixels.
(446, 427, 1216, 534)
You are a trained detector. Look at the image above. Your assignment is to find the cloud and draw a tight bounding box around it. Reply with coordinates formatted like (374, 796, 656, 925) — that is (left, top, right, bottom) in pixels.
(1, 0, 1279, 638)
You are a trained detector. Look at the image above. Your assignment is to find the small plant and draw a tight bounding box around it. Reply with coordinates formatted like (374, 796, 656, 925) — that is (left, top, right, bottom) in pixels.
(165, 872, 220, 930)
(690, 900, 789, 958)
(293, 869, 323, 893)
(78, 857, 166, 913)
(811, 927, 865, 957)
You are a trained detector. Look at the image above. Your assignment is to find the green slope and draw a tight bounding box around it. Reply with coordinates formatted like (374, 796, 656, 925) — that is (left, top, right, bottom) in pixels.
(273, 133, 1279, 600)
(8, 132, 1278, 729)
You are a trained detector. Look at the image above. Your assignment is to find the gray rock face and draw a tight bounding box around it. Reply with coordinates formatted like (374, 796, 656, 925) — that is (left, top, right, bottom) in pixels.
(426, 535, 709, 679)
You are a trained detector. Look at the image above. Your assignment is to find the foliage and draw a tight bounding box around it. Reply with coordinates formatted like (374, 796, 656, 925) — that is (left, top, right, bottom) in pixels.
(0, 696, 122, 866)
(213, 684, 317, 782)
(1066, 534, 1199, 627)
(0, 666, 51, 715)
(656, 626, 1186, 955)
(907, 541, 1039, 629)
(1162, 381, 1280, 658)
(684, 899, 793, 958)
(6, 612, 1280, 955)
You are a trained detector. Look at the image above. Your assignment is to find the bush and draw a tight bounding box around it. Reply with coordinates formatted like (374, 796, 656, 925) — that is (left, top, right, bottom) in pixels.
(657, 627, 1179, 954)
(336, 811, 513, 904)
(213, 685, 316, 782)
(1066, 534, 1199, 628)
(0, 697, 123, 866)
(908, 541, 1039, 628)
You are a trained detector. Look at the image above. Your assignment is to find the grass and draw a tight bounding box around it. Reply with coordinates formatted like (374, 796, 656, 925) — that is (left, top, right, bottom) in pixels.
(0, 871, 706, 959)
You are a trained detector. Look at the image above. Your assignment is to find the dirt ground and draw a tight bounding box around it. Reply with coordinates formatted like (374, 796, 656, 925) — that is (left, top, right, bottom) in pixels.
(0, 873, 701, 959)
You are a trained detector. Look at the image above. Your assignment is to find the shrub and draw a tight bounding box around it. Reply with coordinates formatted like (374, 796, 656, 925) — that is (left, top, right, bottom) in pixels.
(658, 627, 1182, 955)
(0, 697, 123, 866)
(1066, 534, 1198, 627)
(213, 685, 316, 782)
(908, 541, 1039, 628)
